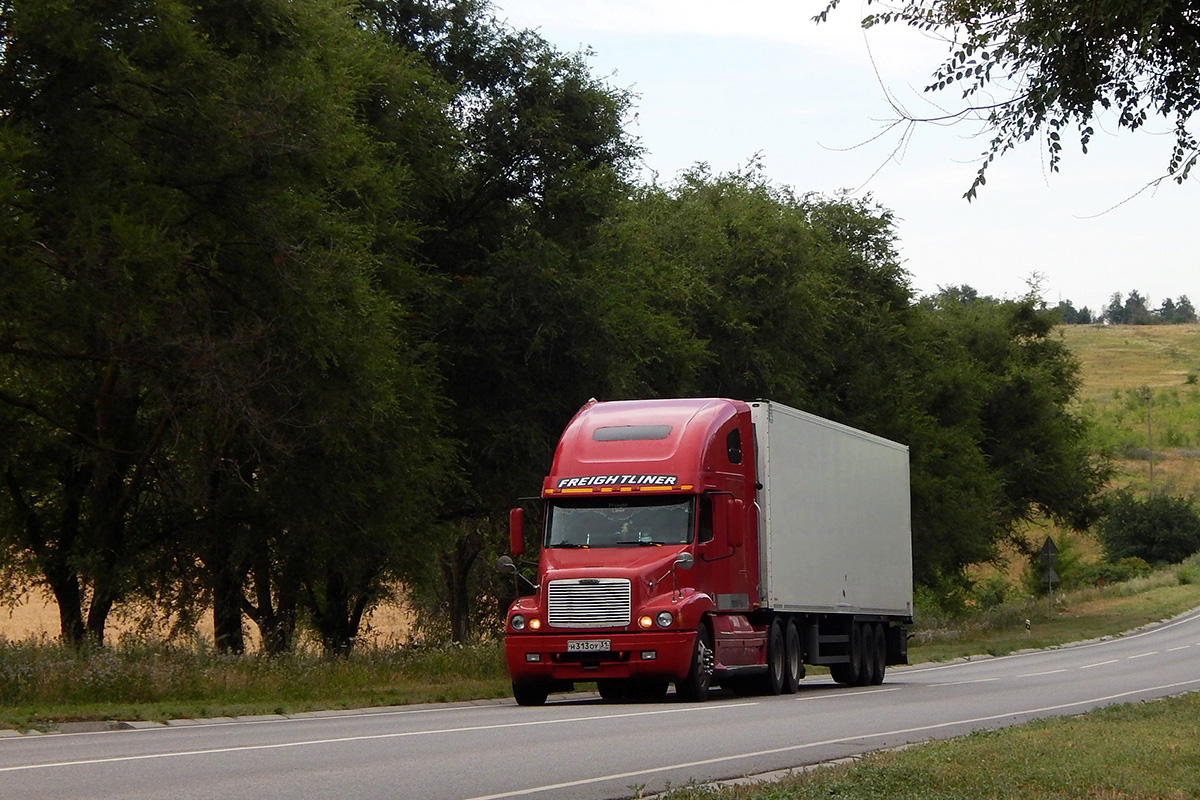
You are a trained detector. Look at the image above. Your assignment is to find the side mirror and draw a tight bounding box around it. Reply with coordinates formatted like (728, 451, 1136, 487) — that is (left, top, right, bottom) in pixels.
(725, 497, 745, 548)
(496, 555, 516, 575)
(674, 552, 695, 571)
(509, 507, 526, 556)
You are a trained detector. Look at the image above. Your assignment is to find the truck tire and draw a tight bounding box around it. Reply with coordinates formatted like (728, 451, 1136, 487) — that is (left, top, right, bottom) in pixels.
(860, 622, 878, 686)
(871, 623, 887, 685)
(512, 681, 550, 706)
(831, 621, 869, 686)
(597, 679, 628, 702)
(631, 680, 670, 702)
(849, 621, 866, 685)
(783, 618, 802, 694)
(760, 619, 786, 695)
(676, 625, 713, 702)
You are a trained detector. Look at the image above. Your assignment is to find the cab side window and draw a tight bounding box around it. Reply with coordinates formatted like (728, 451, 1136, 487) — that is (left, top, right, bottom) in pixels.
(726, 428, 742, 464)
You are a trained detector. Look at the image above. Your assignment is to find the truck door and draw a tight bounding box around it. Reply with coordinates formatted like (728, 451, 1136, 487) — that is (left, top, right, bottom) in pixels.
(697, 424, 755, 612)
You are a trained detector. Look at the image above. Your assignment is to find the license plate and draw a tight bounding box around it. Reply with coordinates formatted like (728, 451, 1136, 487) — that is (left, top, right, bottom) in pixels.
(567, 639, 610, 653)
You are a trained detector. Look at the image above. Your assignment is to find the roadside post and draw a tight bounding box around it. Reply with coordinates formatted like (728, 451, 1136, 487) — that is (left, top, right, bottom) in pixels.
(1039, 536, 1059, 616)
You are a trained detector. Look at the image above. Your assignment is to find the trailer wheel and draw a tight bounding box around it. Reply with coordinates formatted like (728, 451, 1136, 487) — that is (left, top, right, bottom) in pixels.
(783, 619, 802, 694)
(759, 619, 786, 695)
(512, 681, 550, 706)
(861, 622, 879, 686)
(847, 621, 866, 686)
(676, 625, 713, 702)
(871, 624, 887, 685)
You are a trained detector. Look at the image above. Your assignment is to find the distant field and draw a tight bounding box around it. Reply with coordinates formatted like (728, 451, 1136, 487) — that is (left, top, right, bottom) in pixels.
(1061, 323, 1200, 495)
(1061, 323, 1200, 400)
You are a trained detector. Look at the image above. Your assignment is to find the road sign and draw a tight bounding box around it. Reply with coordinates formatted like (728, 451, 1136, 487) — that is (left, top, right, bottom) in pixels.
(1039, 536, 1058, 567)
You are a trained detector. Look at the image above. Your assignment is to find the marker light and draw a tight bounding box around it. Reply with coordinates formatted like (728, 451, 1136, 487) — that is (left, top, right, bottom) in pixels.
(510, 614, 526, 631)
(655, 611, 674, 628)
(528, 618, 542, 630)
(638, 615, 654, 629)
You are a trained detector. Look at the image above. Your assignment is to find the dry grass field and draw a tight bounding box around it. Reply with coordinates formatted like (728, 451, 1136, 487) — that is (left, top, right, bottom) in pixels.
(1061, 323, 1200, 401)
(1061, 323, 1200, 494)
(1, 586, 415, 646)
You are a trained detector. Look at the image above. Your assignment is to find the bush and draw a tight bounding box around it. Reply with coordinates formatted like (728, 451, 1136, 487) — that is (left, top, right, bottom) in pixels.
(1099, 490, 1200, 565)
(1073, 557, 1153, 587)
(1178, 557, 1200, 585)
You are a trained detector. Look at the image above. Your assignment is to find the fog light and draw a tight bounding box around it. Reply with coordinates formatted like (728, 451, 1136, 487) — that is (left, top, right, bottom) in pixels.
(655, 611, 674, 628)
(641, 650, 657, 660)
(638, 615, 654, 629)
(511, 614, 526, 631)
(529, 618, 542, 630)
(526, 653, 541, 662)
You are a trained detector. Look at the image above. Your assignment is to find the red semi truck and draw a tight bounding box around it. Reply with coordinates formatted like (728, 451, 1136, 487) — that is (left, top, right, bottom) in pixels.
(499, 397, 913, 705)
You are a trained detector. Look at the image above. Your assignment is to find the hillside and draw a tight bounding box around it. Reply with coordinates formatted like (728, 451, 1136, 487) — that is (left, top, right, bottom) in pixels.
(1060, 323, 1200, 495)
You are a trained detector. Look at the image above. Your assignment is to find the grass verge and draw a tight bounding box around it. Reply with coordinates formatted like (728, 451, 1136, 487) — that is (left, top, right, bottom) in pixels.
(0, 640, 510, 732)
(658, 691, 1200, 800)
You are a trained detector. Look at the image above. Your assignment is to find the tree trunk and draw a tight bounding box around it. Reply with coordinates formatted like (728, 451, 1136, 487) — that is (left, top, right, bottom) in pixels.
(442, 529, 483, 644)
(245, 540, 298, 656)
(5, 468, 88, 647)
(212, 561, 247, 654)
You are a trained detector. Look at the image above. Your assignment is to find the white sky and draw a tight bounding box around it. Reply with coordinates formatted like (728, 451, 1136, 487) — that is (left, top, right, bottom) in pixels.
(493, 0, 1197, 313)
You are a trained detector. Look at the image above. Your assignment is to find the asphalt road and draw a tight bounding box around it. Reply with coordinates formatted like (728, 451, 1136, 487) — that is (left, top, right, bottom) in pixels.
(3, 608, 1199, 800)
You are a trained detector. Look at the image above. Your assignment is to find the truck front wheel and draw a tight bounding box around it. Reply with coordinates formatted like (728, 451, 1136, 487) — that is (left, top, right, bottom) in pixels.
(512, 681, 550, 706)
(676, 625, 713, 702)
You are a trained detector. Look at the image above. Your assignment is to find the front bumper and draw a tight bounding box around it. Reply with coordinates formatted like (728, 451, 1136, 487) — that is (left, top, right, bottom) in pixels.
(505, 630, 695, 683)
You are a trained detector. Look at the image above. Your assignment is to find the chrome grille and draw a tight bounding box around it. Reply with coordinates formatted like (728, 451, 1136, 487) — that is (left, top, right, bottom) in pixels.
(547, 578, 631, 628)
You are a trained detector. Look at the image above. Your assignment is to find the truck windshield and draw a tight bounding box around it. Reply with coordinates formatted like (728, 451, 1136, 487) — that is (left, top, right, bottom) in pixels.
(545, 496, 694, 548)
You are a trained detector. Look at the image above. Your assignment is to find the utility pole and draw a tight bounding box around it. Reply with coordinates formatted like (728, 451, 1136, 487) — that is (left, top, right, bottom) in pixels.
(1141, 386, 1154, 488)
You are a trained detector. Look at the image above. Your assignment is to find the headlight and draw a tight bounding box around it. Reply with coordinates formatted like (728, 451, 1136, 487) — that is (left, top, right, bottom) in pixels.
(655, 611, 674, 628)
(511, 614, 526, 631)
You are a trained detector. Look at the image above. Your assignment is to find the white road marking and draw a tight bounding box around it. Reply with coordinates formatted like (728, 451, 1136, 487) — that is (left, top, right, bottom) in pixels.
(0, 704, 759, 773)
(1018, 669, 1067, 677)
(462, 678, 1200, 800)
(903, 609, 1200, 675)
(1167, 646, 1190, 653)
(930, 678, 1000, 687)
(1080, 660, 1118, 669)
(0, 703, 498, 743)
(1127, 652, 1159, 660)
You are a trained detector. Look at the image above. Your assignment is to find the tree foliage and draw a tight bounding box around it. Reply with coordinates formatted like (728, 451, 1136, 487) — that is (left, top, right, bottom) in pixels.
(0, 0, 448, 650)
(1, 0, 1113, 649)
(1103, 291, 1197, 324)
(1100, 490, 1200, 564)
(819, 0, 1200, 196)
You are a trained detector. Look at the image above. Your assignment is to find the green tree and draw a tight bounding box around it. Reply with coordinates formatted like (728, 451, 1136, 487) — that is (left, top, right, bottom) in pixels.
(0, 0, 448, 649)
(820, 0, 1200, 195)
(1100, 490, 1200, 565)
(917, 291, 1107, 559)
(362, 0, 685, 642)
(1053, 300, 1093, 325)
